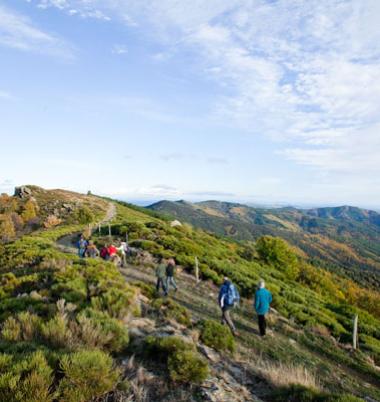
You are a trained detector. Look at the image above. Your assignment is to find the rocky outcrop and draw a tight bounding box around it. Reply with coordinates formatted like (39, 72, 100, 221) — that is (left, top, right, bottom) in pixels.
(14, 186, 33, 198)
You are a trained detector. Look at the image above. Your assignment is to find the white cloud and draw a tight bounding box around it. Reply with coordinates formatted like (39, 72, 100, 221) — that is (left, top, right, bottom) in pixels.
(36, 0, 110, 20)
(111, 44, 128, 55)
(27, 1, 380, 183)
(0, 4, 74, 58)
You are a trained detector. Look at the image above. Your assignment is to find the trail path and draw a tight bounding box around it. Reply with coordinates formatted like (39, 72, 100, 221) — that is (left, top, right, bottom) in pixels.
(120, 264, 266, 401)
(56, 202, 116, 254)
(120, 263, 380, 400)
(53, 204, 380, 401)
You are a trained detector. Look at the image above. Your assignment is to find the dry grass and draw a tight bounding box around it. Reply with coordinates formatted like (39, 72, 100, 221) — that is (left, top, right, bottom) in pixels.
(257, 360, 320, 390)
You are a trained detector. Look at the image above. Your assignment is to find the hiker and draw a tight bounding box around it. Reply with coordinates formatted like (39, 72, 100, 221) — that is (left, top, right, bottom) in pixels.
(165, 258, 177, 294)
(254, 279, 272, 337)
(85, 240, 99, 258)
(100, 245, 109, 260)
(107, 244, 121, 266)
(107, 244, 118, 258)
(77, 235, 88, 258)
(218, 277, 240, 336)
(155, 258, 167, 295)
(117, 241, 128, 267)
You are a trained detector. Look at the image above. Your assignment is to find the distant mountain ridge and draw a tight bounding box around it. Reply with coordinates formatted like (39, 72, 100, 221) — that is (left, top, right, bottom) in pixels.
(147, 200, 380, 288)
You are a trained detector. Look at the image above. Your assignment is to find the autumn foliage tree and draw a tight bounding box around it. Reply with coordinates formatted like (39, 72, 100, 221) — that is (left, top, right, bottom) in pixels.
(256, 236, 300, 280)
(21, 200, 37, 223)
(0, 214, 16, 242)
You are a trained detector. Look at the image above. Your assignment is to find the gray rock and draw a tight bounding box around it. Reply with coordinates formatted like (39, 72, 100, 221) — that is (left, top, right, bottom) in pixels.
(14, 186, 33, 198)
(198, 344, 221, 363)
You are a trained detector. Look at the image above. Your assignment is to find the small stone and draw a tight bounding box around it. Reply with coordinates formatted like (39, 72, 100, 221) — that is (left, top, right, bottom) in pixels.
(199, 344, 221, 363)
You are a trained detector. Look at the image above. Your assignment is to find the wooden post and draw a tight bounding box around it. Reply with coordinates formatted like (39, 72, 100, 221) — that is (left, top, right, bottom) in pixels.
(108, 224, 112, 239)
(353, 314, 358, 350)
(125, 233, 129, 245)
(98, 223, 101, 235)
(195, 256, 199, 283)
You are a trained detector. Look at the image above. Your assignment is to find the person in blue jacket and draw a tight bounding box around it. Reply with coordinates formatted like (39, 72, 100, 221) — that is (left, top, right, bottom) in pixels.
(218, 277, 240, 336)
(77, 235, 88, 258)
(254, 279, 272, 336)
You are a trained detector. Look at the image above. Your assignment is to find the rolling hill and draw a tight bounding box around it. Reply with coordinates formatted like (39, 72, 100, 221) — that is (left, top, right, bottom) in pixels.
(0, 186, 380, 401)
(147, 200, 380, 288)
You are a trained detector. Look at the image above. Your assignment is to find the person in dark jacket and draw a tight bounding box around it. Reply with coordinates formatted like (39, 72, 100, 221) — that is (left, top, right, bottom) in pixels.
(218, 277, 240, 336)
(77, 235, 88, 258)
(156, 259, 167, 295)
(165, 258, 177, 294)
(254, 279, 272, 336)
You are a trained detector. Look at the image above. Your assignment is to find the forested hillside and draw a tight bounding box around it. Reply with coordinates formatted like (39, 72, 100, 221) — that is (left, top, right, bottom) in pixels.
(148, 200, 380, 288)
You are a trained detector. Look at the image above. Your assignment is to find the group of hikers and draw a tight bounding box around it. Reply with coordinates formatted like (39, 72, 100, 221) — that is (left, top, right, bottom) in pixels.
(77, 235, 129, 266)
(154, 257, 272, 337)
(218, 276, 272, 337)
(155, 257, 178, 296)
(78, 234, 273, 337)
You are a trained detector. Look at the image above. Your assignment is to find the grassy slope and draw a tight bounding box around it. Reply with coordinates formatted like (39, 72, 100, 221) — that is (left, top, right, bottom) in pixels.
(0, 192, 379, 401)
(0, 192, 142, 401)
(110, 200, 380, 400)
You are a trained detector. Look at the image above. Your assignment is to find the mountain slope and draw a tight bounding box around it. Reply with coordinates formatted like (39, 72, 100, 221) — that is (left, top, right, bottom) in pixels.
(147, 200, 380, 288)
(0, 187, 379, 401)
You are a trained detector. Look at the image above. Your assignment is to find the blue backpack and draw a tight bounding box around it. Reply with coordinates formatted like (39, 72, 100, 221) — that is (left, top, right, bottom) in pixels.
(226, 283, 240, 307)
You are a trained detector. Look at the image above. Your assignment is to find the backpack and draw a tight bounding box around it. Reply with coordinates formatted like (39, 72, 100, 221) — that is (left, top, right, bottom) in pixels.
(78, 239, 85, 249)
(100, 247, 109, 259)
(226, 283, 240, 307)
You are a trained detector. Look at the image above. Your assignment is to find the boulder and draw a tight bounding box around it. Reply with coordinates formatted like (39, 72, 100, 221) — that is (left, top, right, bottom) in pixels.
(14, 186, 33, 198)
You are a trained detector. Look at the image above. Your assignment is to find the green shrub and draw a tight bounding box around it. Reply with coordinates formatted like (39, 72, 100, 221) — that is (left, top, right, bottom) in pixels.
(76, 308, 129, 353)
(131, 281, 156, 299)
(91, 286, 139, 319)
(151, 298, 191, 326)
(168, 349, 209, 384)
(41, 314, 73, 350)
(57, 349, 120, 402)
(0, 351, 54, 402)
(144, 335, 192, 362)
(1, 312, 42, 343)
(71, 206, 94, 224)
(144, 335, 209, 384)
(1, 317, 21, 342)
(199, 319, 235, 352)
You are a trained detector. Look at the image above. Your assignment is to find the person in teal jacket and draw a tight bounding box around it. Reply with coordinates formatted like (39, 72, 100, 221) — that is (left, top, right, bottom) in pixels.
(254, 279, 272, 336)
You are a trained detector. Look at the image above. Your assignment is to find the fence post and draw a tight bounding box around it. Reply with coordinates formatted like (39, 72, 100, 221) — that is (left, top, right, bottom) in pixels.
(98, 223, 101, 235)
(195, 256, 199, 283)
(108, 224, 112, 239)
(353, 314, 358, 350)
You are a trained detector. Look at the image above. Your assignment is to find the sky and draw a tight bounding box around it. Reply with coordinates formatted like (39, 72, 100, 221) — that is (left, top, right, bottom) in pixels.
(1, 0, 380, 208)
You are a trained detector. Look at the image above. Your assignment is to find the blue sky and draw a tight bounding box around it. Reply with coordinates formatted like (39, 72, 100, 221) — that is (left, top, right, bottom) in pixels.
(1, 0, 380, 207)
